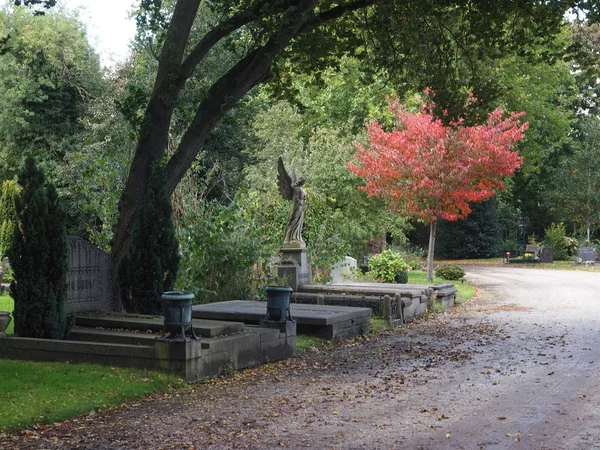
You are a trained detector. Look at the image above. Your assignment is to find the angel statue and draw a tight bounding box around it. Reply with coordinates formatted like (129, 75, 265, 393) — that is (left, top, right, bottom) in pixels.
(277, 157, 306, 248)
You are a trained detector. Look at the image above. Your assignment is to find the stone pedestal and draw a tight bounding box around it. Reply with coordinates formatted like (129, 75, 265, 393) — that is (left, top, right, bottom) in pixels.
(278, 247, 312, 291)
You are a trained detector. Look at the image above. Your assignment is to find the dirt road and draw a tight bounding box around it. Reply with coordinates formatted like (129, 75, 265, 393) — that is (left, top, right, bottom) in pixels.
(2, 266, 600, 449)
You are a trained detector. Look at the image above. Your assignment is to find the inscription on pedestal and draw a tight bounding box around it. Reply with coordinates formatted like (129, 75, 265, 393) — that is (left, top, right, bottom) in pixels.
(278, 247, 312, 291)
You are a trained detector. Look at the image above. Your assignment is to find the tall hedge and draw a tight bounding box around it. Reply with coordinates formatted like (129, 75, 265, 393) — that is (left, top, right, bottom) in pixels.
(436, 198, 502, 259)
(118, 163, 180, 315)
(7, 157, 69, 338)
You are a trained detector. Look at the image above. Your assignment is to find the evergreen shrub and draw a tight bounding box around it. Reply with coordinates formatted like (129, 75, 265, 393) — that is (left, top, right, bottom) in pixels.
(0, 180, 19, 256)
(436, 199, 501, 259)
(435, 264, 465, 281)
(7, 157, 69, 339)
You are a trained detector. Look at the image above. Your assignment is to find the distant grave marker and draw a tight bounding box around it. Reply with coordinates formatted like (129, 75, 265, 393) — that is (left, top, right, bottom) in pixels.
(330, 256, 358, 283)
(577, 247, 597, 263)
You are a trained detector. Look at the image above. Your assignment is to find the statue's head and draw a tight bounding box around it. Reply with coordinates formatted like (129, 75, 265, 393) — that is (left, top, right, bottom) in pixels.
(294, 176, 306, 187)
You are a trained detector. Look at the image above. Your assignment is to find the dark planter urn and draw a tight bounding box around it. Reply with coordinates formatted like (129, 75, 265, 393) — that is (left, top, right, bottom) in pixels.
(0, 311, 11, 337)
(265, 286, 293, 322)
(161, 291, 198, 340)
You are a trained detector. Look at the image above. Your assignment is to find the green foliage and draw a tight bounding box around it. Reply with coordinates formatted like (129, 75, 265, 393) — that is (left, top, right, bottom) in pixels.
(0, 8, 103, 179)
(435, 264, 465, 281)
(545, 117, 600, 240)
(58, 78, 136, 250)
(176, 195, 276, 303)
(367, 250, 409, 284)
(119, 164, 180, 314)
(0, 180, 19, 256)
(436, 198, 502, 259)
(7, 157, 69, 339)
(543, 222, 569, 261)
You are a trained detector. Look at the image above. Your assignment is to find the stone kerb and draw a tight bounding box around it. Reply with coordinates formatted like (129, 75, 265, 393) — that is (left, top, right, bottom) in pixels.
(67, 237, 115, 313)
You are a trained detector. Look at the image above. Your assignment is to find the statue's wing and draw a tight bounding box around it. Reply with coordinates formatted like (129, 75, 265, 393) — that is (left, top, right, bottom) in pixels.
(290, 167, 297, 185)
(277, 157, 293, 200)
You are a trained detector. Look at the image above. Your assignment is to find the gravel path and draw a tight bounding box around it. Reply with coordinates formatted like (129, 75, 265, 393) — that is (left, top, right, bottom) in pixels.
(2, 266, 600, 449)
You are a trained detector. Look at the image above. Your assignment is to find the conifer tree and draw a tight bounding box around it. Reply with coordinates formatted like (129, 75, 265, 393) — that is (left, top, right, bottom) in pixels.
(0, 180, 19, 256)
(119, 163, 180, 315)
(8, 157, 69, 338)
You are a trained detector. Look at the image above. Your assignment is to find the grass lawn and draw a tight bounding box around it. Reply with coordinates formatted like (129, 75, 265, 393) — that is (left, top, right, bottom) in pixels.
(0, 294, 13, 335)
(407, 270, 476, 303)
(0, 295, 186, 433)
(0, 360, 186, 432)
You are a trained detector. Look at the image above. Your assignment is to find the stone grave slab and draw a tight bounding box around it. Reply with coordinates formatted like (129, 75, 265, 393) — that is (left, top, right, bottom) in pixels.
(193, 300, 371, 340)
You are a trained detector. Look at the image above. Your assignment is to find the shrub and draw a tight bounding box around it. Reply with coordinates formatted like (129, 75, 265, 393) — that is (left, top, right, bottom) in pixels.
(435, 264, 465, 281)
(367, 250, 409, 283)
(177, 198, 274, 302)
(0, 180, 19, 257)
(7, 157, 69, 339)
(543, 222, 569, 261)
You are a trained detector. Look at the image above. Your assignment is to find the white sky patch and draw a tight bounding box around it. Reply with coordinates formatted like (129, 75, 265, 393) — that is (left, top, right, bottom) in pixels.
(60, 0, 138, 68)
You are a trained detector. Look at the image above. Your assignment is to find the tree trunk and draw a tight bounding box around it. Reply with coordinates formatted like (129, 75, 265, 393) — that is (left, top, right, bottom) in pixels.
(427, 220, 437, 283)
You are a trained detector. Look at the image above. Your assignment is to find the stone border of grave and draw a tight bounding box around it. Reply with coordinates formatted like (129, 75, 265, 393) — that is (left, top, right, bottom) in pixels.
(294, 282, 457, 323)
(0, 314, 296, 382)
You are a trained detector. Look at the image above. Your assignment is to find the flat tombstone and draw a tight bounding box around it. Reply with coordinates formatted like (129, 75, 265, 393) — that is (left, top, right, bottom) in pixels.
(577, 247, 596, 263)
(67, 237, 116, 313)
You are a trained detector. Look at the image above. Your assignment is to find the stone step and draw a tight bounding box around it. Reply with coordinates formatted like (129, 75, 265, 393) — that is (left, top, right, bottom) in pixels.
(69, 327, 159, 346)
(75, 314, 244, 338)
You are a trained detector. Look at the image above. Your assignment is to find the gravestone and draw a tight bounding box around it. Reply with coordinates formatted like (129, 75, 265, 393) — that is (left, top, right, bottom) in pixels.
(67, 237, 115, 313)
(525, 244, 540, 257)
(539, 247, 553, 263)
(329, 256, 358, 283)
(577, 247, 597, 263)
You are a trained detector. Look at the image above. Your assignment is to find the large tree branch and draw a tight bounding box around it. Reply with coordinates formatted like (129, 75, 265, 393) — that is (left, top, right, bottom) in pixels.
(178, 0, 290, 82)
(153, 0, 201, 95)
(166, 0, 321, 193)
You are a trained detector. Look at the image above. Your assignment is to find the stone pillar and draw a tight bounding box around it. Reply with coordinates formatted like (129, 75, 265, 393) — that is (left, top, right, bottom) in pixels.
(278, 247, 312, 290)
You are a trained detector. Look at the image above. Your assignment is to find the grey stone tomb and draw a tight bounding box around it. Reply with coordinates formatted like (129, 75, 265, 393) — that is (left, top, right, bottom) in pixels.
(67, 237, 115, 313)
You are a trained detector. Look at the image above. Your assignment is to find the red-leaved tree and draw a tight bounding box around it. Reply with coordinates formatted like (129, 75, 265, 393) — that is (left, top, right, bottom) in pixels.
(349, 91, 528, 282)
